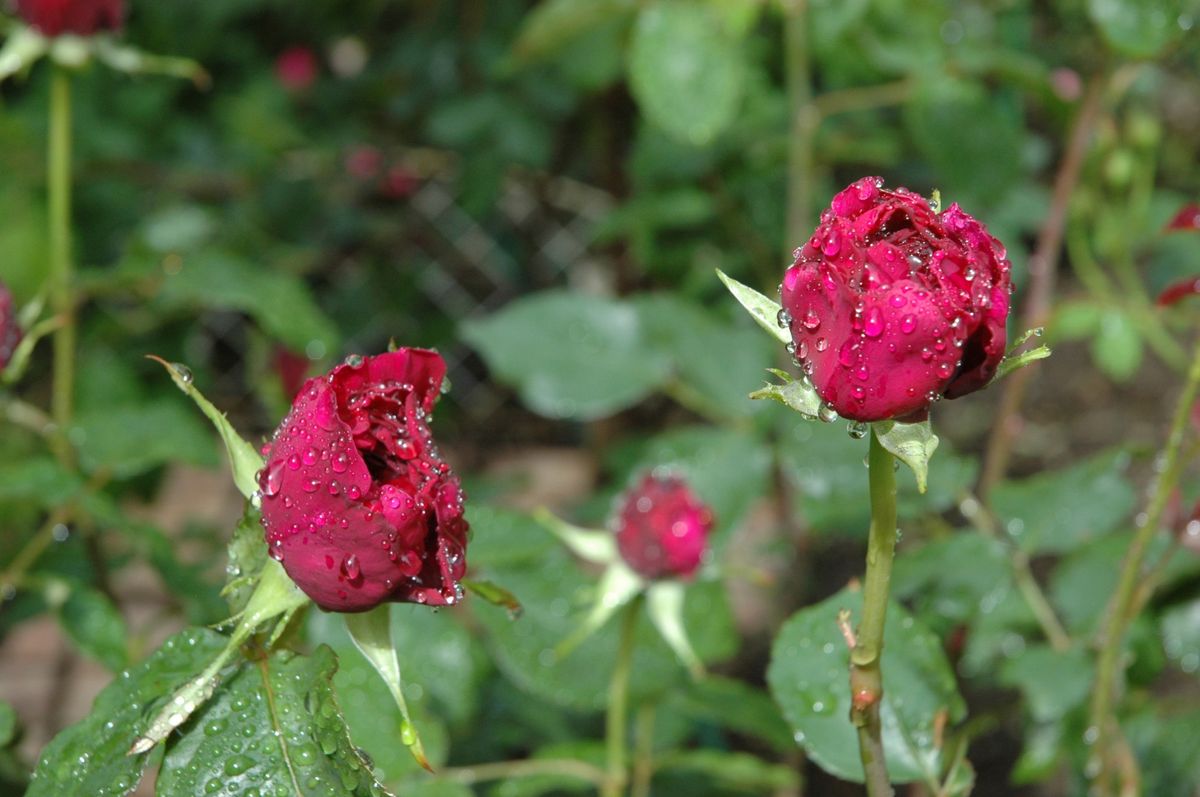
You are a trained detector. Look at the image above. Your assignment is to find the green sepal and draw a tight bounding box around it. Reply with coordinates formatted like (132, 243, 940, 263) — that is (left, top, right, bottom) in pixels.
(716, 269, 790, 345)
(148, 356, 263, 501)
(344, 605, 433, 772)
(554, 561, 644, 660)
(872, 418, 939, 494)
(749, 369, 823, 420)
(646, 581, 705, 679)
(461, 578, 523, 619)
(534, 507, 617, 564)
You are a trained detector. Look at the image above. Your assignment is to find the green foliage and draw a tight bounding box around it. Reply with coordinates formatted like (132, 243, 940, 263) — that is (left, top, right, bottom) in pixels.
(768, 587, 966, 784)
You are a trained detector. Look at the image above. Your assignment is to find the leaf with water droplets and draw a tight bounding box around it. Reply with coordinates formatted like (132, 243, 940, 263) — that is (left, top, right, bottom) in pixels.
(157, 646, 393, 797)
(994, 344, 1051, 381)
(147, 356, 263, 500)
(749, 369, 822, 420)
(223, 510, 269, 613)
(872, 418, 939, 494)
(716, 270, 791, 345)
(27, 628, 227, 797)
(766, 587, 965, 784)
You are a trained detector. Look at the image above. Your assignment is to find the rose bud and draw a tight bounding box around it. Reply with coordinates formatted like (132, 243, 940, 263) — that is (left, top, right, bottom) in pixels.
(1165, 203, 1200, 233)
(274, 46, 318, 92)
(15, 0, 124, 37)
(614, 473, 714, 580)
(781, 177, 1013, 422)
(0, 282, 22, 372)
(258, 349, 469, 613)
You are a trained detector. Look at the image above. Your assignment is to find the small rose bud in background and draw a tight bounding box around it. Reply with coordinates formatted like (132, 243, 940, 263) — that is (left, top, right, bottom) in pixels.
(258, 349, 469, 612)
(0, 282, 22, 372)
(344, 145, 383, 181)
(382, 164, 419, 199)
(781, 177, 1013, 421)
(1166, 203, 1200, 233)
(275, 46, 318, 92)
(614, 473, 713, 580)
(15, 0, 123, 37)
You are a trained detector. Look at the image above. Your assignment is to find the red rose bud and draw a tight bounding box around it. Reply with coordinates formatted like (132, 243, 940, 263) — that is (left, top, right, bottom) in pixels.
(614, 473, 713, 580)
(0, 282, 21, 371)
(781, 177, 1013, 422)
(1157, 276, 1200, 307)
(15, 0, 123, 37)
(1166, 203, 1200, 233)
(275, 46, 318, 92)
(258, 349, 469, 612)
(345, 146, 383, 180)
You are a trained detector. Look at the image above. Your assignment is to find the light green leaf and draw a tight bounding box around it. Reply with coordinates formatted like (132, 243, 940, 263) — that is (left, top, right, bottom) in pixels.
(646, 581, 704, 678)
(998, 644, 1094, 722)
(628, 2, 744, 145)
(148, 357, 263, 500)
(1088, 0, 1188, 58)
(750, 370, 822, 420)
(510, 0, 634, 63)
(55, 585, 129, 672)
(767, 587, 965, 784)
(1162, 599, 1200, 674)
(533, 507, 617, 564)
(1091, 309, 1142, 381)
(222, 510, 269, 614)
(872, 418, 939, 494)
(716, 269, 790, 344)
(157, 646, 392, 796)
(28, 628, 227, 797)
(995, 344, 1052, 381)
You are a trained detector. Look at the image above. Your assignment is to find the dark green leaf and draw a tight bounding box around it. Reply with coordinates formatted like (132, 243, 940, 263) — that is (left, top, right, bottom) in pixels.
(74, 399, 218, 479)
(767, 587, 965, 784)
(0, 702, 15, 748)
(57, 585, 129, 672)
(158, 646, 392, 796)
(991, 449, 1135, 554)
(998, 644, 1093, 722)
(655, 749, 798, 791)
(666, 676, 794, 753)
(224, 511, 269, 613)
(28, 628, 227, 797)
(628, 2, 745, 145)
(461, 290, 672, 420)
(510, 0, 634, 63)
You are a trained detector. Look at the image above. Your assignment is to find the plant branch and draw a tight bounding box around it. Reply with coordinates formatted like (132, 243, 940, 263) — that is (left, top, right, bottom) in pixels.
(48, 65, 76, 465)
(849, 430, 898, 797)
(979, 74, 1107, 497)
(631, 705, 656, 797)
(1087, 334, 1200, 795)
(429, 759, 608, 786)
(603, 596, 641, 797)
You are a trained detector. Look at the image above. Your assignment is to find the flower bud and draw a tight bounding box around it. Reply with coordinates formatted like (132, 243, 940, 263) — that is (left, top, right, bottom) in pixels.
(258, 349, 469, 612)
(15, 0, 123, 37)
(781, 177, 1013, 421)
(614, 473, 713, 580)
(0, 282, 21, 372)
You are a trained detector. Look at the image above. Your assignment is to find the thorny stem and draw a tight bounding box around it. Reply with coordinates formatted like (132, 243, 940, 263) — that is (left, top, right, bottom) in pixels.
(603, 596, 641, 797)
(48, 66, 76, 465)
(958, 493, 1071, 652)
(849, 431, 898, 797)
(1087, 335, 1200, 795)
(979, 75, 1107, 497)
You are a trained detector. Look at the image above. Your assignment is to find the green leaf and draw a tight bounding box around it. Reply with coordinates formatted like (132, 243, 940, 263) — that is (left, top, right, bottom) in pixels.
(767, 587, 965, 784)
(510, 0, 634, 63)
(461, 578, 524, 618)
(749, 370, 823, 420)
(148, 357, 264, 500)
(461, 290, 672, 420)
(157, 646, 392, 797)
(716, 269, 790, 345)
(666, 676, 794, 754)
(655, 749, 799, 792)
(0, 701, 16, 748)
(1091, 308, 1142, 381)
(628, 2, 745, 145)
(1161, 599, 1200, 675)
(891, 532, 1012, 635)
(464, 505, 561, 569)
(991, 449, 1135, 554)
(998, 644, 1094, 722)
(28, 628, 227, 797)
(994, 344, 1052, 381)
(872, 419, 939, 494)
(475, 547, 736, 711)
(56, 585, 129, 672)
(73, 399, 218, 479)
(224, 511, 269, 613)
(1088, 0, 1188, 58)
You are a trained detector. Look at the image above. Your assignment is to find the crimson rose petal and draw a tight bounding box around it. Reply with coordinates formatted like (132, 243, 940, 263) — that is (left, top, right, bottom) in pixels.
(614, 473, 713, 581)
(781, 177, 1013, 421)
(0, 282, 21, 371)
(258, 349, 469, 613)
(15, 0, 124, 37)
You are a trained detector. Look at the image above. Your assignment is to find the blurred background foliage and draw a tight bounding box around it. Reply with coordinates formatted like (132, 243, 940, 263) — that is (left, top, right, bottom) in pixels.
(2, 0, 1200, 795)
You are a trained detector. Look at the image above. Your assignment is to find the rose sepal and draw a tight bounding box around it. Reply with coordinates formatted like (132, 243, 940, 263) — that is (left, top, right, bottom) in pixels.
(0, 24, 207, 86)
(716, 269, 791, 345)
(343, 605, 432, 771)
(127, 559, 308, 755)
(646, 581, 704, 680)
(871, 418, 939, 494)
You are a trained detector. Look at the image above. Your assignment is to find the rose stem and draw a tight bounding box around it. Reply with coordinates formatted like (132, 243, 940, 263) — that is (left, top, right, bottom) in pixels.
(48, 65, 76, 465)
(603, 596, 641, 797)
(1087, 335, 1200, 794)
(850, 430, 898, 797)
(977, 74, 1106, 497)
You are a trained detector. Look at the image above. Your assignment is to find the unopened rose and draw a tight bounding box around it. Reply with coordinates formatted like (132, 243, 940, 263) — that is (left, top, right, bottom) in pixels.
(0, 282, 21, 371)
(781, 177, 1012, 421)
(258, 349, 469, 612)
(614, 473, 713, 580)
(15, 0, 123, 37)
(275, 46, 318, 92)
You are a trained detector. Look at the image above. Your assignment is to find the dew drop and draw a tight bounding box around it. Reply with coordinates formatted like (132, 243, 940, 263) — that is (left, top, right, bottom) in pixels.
(900, 315, 917, 334)
(863, 306, 884, 338)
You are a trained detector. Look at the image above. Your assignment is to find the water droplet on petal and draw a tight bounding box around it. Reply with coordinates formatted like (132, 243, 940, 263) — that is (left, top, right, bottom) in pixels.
(863, 306, 884, 338)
